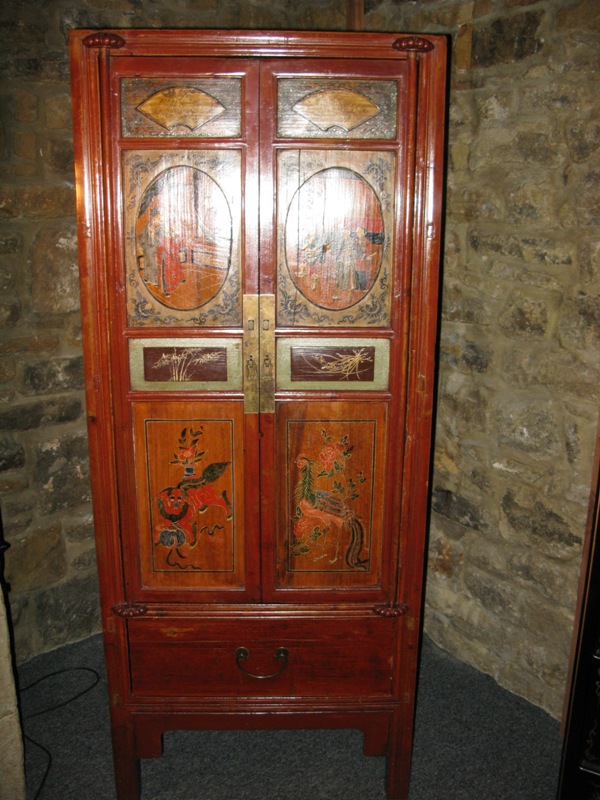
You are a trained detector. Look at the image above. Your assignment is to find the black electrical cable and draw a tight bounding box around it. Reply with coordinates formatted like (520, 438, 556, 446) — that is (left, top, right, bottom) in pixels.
(21, 667, 100, 800)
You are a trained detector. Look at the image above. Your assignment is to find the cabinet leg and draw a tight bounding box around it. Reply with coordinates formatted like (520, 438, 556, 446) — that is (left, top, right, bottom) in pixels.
(111, 724, 141, 800)
(385, 712, 412, 800)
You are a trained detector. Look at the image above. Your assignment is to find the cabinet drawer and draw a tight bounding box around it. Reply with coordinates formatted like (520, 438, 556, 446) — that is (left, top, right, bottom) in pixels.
(128, 616, 395, 699)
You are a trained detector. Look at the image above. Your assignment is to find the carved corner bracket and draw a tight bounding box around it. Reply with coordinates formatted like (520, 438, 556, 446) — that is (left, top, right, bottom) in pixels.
(373, 603, 409, 618)
(83, 32, 126, 49)
(112, 602, 148, 618)
(392, 36, 434, 54)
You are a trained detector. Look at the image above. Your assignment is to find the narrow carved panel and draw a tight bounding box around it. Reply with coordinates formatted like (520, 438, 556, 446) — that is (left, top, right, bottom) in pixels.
(144, 346, 227, 382)
(129, 337, 242, 391)
(277, 150, 394, 327)
(275, 401, 387, 590)
(291, 345, 376, 382)
(121, 78, 242, 138)
(278, 79, 398, 139)
(276, 337, 390, 391)
(123, 150, 242, 328)
(132, 401, 246, 590)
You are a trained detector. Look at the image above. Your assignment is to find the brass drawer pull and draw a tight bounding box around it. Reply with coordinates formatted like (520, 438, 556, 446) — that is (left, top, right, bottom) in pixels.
(235, 646, 289, 679)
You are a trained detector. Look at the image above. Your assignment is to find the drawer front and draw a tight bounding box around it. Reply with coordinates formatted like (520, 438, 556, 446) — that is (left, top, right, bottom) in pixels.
(128, 616, 395, 699)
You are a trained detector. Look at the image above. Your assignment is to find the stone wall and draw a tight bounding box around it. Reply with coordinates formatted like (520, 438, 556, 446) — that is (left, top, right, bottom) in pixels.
(0, 0, 597, 718)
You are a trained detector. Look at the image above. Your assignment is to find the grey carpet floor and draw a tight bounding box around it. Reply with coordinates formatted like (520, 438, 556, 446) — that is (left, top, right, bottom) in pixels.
(18, 634, 562, 799)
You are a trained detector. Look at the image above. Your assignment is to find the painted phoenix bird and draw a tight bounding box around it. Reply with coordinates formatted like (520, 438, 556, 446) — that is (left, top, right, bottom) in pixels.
(292, 450, 369, 571)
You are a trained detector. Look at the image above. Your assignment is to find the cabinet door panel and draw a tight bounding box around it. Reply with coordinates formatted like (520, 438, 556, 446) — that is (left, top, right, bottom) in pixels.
(123, 148, 243, 328)
(276, 149, 395, 328)
(130, 400, 250, 594)
(266, 400, 390, 598)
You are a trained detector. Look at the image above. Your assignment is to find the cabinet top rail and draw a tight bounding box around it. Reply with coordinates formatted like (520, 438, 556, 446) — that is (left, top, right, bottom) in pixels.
(71, 28, 447, 61)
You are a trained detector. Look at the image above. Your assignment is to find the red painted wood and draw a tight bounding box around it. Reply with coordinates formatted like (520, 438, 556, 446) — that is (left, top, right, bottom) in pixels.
(70, 28, 448, 800)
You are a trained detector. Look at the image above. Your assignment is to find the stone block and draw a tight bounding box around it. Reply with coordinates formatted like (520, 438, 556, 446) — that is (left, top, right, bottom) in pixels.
(468, 534, 508, 575)
(499, 291, 553, 338)
(0, 332, 59, 356)
(471, 10, 544, 67)
(432, 486, 488, 531)
(0, 398, 81, 432)
(514, 131, 563, 167)
(0, 266, 14, 295)
(0, 437, 25, 473)
(506, 175, 556, 225)
(44, 94, 72, 130)
(0, 302, 21, 329)
(441, 281, 491, 324)
(579, 240, 600, 283)
(30, 226, 80, 314)
(21, 356, 84, 395)
(16, 184, 75, 218)
(0, 189, 17, 218)
(34, 433, 91, 514)
(567, 120, 600, 163)
(464, 566, 515, 615)
(0, 233, 23, 255)
(440, 331, 492, 373)
(5, 523, 67, 593)
(474, 90, 513, 121)
(469, 126, 567, 171)
(501, 345, 600, 398)
(0, 474, 28, 494)
(429, 535, 464, 579)
(500, 487, 581, 556)
(480, 260, 564, 291)
(13, 131, 37, 161)
(446, 181, 504, 221)
(439, 371, 491, 431)
(33, 573, 101, 652)
(575, 169, 600, 227)
(508, 548, 579, 607)
(520, 82, 594, 114)
(557, 0, 600, 32)
(496, 400, 562, 456)
(13, 89, 38, 123)
(6, 52, 70, 82)
(559, 292, 600, 349)
(70, 544, 97, 572)
(63, 512, 94, 543)
(45, 137, 74, 176)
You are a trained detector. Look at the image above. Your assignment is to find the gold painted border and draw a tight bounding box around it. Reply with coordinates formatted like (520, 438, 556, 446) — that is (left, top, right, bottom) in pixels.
(129, 337, 243, 391)
(276, 337, 390, 391)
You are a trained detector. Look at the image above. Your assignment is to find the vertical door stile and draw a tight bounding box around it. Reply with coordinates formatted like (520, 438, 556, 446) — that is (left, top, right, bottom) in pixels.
(96, 44, 131, 613)
(397, 41, 446, 614)
(257, 63, 278, 597)
(390, 52, 421, 612)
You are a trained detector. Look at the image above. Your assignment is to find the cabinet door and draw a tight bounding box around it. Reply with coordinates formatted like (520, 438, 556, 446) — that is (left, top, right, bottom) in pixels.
(77, 39, 437, 610)
(258, 60, 417, 604)
(103, 57, 262, 603)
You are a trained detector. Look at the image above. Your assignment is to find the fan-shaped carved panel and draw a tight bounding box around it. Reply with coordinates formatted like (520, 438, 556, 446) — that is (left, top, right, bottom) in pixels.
(277, 79, 398, 139)
(138, 87, 225, 132)
(293, 88, 381, 132)
(121, 78, 242, 138)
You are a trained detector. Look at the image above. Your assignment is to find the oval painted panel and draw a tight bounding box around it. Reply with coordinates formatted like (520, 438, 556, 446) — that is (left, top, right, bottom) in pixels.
(285, 167, 384, 311)
(135, 166, 232, 310)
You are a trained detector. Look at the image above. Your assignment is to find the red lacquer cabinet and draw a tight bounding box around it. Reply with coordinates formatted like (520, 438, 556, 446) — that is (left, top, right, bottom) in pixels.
(69, 29, 447, 800)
